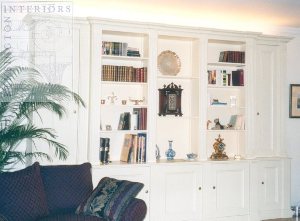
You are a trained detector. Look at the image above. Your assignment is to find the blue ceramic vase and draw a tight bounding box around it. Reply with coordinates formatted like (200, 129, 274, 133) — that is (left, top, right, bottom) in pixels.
(165, 140, 176, 160)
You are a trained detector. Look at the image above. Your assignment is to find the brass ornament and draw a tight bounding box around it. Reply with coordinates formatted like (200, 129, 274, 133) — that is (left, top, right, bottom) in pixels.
(210, 134, 229, 160)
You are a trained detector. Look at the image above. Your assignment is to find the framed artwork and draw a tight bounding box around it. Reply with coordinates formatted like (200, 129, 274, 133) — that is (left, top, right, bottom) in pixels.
(289, 84, 300, 118)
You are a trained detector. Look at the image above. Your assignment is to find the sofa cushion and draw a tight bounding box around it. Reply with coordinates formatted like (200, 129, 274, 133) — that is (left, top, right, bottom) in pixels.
(40, 163, 93, 214)
(76, 177, 144, 221)
(0, 162, 49, 221)
(120, 198, 147, 221)
(37, 212, 106, 221)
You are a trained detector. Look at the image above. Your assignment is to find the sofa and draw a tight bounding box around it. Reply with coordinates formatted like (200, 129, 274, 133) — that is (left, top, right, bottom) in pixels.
(0, 162, 147, 221)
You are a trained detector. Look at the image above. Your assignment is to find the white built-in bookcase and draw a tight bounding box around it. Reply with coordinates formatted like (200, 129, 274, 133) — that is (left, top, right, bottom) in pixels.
(88, 18, 289, 166)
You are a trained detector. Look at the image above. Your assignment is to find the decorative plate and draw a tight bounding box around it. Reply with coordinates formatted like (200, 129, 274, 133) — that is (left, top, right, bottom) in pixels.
(157, 50, 181, 76)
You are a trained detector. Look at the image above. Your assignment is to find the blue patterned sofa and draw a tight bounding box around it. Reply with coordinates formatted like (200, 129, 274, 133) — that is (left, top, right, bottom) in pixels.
(0, 162, 147, 221)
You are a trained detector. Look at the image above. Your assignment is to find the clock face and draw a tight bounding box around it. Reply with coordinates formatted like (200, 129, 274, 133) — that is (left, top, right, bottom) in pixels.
(218, 143, 225, 151)
(168, 94, 177, 111)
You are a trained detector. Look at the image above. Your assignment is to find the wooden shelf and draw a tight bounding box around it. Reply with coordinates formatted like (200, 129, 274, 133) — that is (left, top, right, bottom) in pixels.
(100, 129, 147, 134)
(157, 75, 199, 80)
(207, 62, 245, 67)
(100, 104, 148, 108)
(102, 55, 148, 61)
(206, 129, 246, 132)
(207, 85, 244, 89)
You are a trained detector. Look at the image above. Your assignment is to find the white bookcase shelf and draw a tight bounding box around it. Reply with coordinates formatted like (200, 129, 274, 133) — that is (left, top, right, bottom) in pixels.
(102, 55, 149, 61)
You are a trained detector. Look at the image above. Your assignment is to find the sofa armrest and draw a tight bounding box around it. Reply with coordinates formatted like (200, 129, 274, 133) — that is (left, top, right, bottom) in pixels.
(120, 198, 147, 221)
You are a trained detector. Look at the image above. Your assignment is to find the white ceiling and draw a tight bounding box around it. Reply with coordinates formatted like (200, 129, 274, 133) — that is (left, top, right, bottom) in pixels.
(74, 0, 300, 33)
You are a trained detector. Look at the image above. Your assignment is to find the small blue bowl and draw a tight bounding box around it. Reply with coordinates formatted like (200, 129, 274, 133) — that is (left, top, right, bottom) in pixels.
(187, 153, 198, 160)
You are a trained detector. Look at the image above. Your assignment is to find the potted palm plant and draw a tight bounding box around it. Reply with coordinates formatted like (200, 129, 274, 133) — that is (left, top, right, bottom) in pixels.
(0, 49, 85, 172)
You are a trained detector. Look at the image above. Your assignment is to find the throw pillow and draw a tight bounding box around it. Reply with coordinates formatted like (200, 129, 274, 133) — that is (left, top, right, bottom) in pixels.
(76, 177, 144, 221)
(0, 162, 49, 221)
(40, 162, 93, 214)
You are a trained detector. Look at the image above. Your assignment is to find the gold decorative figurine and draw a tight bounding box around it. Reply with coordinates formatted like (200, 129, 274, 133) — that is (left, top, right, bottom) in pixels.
(210, 134, 229, 160)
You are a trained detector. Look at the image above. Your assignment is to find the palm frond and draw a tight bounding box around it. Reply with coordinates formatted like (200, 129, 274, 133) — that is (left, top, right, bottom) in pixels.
(0, 49, 84, 172)
(0, 66, 40, 93)
(0, 48, 13, 74)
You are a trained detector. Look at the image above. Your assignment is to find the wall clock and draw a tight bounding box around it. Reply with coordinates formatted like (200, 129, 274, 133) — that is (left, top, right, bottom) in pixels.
(158, 82, 183, 116)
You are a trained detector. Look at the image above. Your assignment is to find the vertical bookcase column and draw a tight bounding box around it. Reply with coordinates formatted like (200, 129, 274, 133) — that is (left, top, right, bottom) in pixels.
(154, 31, 201, 160)
(278, 42, 288, 156)
(244, 38, 255, 158)
(88, 20, 152, 165)
(204, 35, 247, 159)
(88, 24, 102, 165)
(147, 31, 158, 162)
(199, 36, 209, 160)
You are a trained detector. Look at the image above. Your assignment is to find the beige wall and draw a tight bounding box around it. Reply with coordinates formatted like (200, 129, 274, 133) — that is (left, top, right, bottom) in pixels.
(286, 36, 300, 205)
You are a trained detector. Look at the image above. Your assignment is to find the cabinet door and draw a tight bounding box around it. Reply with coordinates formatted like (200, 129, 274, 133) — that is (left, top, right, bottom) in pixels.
(252, 44, 279, 156)
(252, 160, 283, 220)
(250, 159, 293, 220)
(258, 161, 282, 210)
(92, 165, 150, 221)
(31, 18, 90, 164)
(204, 162, 249, 218)
(150, 164, 203, 221)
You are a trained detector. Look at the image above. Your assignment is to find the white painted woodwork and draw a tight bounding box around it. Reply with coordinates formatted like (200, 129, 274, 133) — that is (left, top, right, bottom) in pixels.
(150, 163, 203, 221)
(85, 18, 291, 221)
(250, 159, 293, 220)
(204, 161, 249, 219)
(252, 44, 279, 156)
(30, 16, 90, 164)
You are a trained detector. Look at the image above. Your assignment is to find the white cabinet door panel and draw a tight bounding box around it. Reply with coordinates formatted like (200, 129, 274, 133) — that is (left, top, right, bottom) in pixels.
(252, 44, 279, 156)
(150, 164, 202, 221)
(205, 162, 249, 218)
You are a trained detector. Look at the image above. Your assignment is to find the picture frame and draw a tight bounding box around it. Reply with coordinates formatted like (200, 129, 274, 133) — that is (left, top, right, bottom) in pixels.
(289, 84, 300, 118)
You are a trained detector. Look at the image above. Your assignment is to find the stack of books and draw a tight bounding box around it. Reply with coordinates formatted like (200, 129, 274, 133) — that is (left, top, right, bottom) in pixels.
(127, 47, 140, 57)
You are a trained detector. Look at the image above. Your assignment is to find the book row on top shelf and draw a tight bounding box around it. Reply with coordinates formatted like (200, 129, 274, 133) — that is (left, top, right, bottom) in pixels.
(102, 41, 141, 57)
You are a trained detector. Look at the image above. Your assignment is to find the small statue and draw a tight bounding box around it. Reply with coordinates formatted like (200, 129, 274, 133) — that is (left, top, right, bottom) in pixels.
(207, 120, 212, 130)
(211, 118, 225, 130)
(155, 145, 161, 160)
(107, 92, 118, 104)
(129, 97, 145, 105)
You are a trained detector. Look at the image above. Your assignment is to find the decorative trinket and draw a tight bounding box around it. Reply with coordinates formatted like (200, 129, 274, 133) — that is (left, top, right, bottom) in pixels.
(210, 134, 228, 160)
(165, 140, 176, 160)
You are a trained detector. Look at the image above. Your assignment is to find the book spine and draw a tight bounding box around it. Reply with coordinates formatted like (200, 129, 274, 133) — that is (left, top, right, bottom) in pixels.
(99, 137, 106, 164)
(104, 138, 110, 164)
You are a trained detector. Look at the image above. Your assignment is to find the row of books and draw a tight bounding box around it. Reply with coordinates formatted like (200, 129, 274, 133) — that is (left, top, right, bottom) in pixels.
(118, 108, 147, 131)
(208, 69, 244, 86)
(120, 133, 147, 163)
(102, 65, 147, 82)
(219, 51, 245, 63)
(102, 41, 141, 57)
